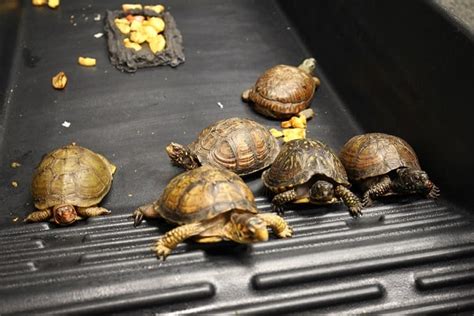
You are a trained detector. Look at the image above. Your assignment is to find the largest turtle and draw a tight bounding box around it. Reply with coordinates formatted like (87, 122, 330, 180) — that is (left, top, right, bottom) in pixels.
(339, 133, 440, 206)
(242, 58, 320, 119)
(133, 165, 292, 260)
(25, 144, 116, 225)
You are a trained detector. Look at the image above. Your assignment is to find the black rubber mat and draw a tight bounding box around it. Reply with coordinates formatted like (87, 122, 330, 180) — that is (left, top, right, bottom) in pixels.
(1, 0, 473, 314)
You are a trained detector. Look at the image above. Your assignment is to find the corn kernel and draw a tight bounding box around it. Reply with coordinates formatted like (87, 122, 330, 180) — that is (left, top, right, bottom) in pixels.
(78, 57, 96, 67)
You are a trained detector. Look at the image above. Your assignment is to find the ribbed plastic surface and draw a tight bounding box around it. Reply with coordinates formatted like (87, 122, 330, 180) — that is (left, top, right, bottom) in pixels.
(1, 0, 473, 314)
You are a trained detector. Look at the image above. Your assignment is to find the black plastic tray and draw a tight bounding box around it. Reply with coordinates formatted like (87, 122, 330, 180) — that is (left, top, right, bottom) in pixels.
(1, 0, 474, 314)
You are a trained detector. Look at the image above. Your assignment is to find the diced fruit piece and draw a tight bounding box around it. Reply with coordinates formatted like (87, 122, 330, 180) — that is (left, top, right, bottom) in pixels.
(146, 17, 165, 33)
(32, 0, 47, 6)
(130, 30, 147, 44)
(123, 38, 142, 51)
(144, 4, 165, 14)
(269, 128, 283, 138)
(52, 71, 68, 89)
(143, 25, 158, 39)
(148, 34, 166, 53)
(122, 4, 143, 12)
(130, 20, 142, 31)
(78, 57, 96, 67)
(282, 128, 306, 142)
(47, 0, 59, 8)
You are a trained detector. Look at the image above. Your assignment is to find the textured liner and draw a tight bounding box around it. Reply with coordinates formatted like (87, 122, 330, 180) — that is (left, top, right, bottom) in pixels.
(0, 0, 473, 314)
(104, 9, 185, 72)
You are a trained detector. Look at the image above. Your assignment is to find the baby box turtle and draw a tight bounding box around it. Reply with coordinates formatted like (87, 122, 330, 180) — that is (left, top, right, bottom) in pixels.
(25, 144, 116, 225)
(166, 117, 279, 176)
(339, 133, 440, 206)
(242, 58, 321, 119)
(133, 165, 292, 260)
(262, 139, 362, 217)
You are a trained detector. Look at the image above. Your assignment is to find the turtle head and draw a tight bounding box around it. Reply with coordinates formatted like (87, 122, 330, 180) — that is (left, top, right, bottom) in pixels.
(309, 180, 336, 203)
(166, 142, 200, 170)
(52, 204, 77, 225)
(229, 212, 269, 243)
(396, 168, 439, 197)
(298, 58, 317, 74)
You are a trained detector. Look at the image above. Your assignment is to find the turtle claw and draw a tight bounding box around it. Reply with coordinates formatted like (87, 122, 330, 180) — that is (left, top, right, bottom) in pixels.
(349, 206, 363, 218)
(132, 210, 144, 227)
(155, 240, 172, 261)
(427, 185, 440, 199)
(278, 226, 293, 238)
(272, 204, 285, 215)
(362, 194, 373, 207)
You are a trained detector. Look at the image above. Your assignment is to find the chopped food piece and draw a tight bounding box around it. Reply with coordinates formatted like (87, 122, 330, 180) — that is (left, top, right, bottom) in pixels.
(94, 32, 104, 38)
(281, 120, 292, 128)
(130, 20, 143, 31)
(130, 30, 147, 44)
(62, 121, 71, 128)
(78, 57, 96, 67)
(12, 216, 20, 223)
(47, 0, 59, 9)
(114, 18, 131, 34)
(11, 181, 18, 188)
(270, 128, 283, 138)
(123, 38, 142, 51)
(32, 0, 47, 6)
(299, 108, 315, 120)
(51, 71, 68, 89)
(148, 34, 166, 53)
(11, 162, 22, 168)
(143, 25, 158, 38)
(133, 15, 145, 22)
(94, 14, 101, 21)
(146, 17, 165, 33)
(281, 115, 307, 129)
(283, 128, 306, 142)
(122, 4, 143, 12)
(144, 4, 165, 14)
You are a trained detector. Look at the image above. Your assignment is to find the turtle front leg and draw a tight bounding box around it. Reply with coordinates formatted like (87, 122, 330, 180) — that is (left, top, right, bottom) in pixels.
(155, 223, 204, 260)
(257, 213, 293, 238)
(271, 189, 297, 215)
(335, 185, 363, 217)
(24, 209, 52, 223)
(77, 206, 111, 219)
(241, 88, 252, 101)
(362, 175, 392, 206)
(132, 203, 162, 227)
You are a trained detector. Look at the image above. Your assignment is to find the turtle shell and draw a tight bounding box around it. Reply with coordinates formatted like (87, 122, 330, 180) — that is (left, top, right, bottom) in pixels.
(158, 165, 257, 225)
(339, 133, 421, 181)
(189, 118, 279, 176)
(248, 65, 316, 119)
(32, 144, 116, 209)
(262, 138, 350, 192)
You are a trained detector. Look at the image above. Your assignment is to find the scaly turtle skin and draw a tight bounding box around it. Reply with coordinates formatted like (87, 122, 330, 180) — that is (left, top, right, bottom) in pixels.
(166, 117, 279, 176)
(262, 139, 362, 217)
(25, 144, 116, 225)
(242, 58, 321, 119)
(133, 165, 292, 260)
(339, 133, 440, 206)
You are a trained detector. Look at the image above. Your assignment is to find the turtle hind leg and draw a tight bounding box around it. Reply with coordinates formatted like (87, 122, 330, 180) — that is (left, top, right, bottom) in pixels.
(257, 213, 293, 238)
(242, 89, 252, 101)
(77, 206, 111, 219)
(132, 202, 162, 227)
(24, 209, 52, 223)
(362, 175, 392, 206)
(335, 186, 363, 217)
(155, 223, 204, 260)
(271, 189, 297, 215)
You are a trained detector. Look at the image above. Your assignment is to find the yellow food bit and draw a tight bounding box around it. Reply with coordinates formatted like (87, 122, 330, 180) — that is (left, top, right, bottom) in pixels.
(143, 25, 158, 39)
(47, 0, 59, 8)
(145, 17, 165, 33)
(281, 121, 292, 128)
(123, 38, 142, 51)
(115, 18, 131, 34)
(130, 30, 147, 44)
(144, 4, 165, 14)
(148, 34, 166, 54)
(10, 162, 21, 168)
(11, 181, 18, 188)
(299, 108, 315, 120)
(122, 4, 143, 12)
(78, 57, 97, 67)
(269, 128, 283, 138)
(290, 116, 306, 128)
(130, 20, 143, 32)
(51, 71, 68, 90)
(283, 128, 306, 142)
(32, 0, 47, 6)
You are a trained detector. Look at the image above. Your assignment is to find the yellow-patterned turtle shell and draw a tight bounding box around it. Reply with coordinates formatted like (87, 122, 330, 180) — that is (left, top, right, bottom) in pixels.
(32, 144, 116, 209)
(158, 165, 257, 224)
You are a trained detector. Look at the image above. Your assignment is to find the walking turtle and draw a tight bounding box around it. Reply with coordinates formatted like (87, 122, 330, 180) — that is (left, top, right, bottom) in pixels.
(25, 144, 116, 225)
(242, 58, 321, 119)
(262, 139, 362, 217)
(339, 133, 440, 206)
(132, 165, 292, 260)
(166, 117, 279, 176)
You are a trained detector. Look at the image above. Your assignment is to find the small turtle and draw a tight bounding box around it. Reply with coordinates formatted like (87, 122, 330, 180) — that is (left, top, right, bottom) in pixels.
(133, 165, 292, 260)
(166, 117, 279, 176)
(262, 139, 362, 217)
(339, 133, 440, 206)
(25, 144, 116, 225)
(242, 58, 321, 119)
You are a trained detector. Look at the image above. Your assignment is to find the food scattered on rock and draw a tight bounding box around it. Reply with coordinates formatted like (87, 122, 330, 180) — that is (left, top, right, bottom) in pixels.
(78, 57, 97, 67)
(271, 110, 313, 142)
(114, 14, 167, 53)
(52, 71, 68, 89)
(48, 0, 59, 9)
(283, 128, 306, 142)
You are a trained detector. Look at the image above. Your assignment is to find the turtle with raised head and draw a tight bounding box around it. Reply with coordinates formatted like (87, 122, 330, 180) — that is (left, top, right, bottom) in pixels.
(25, 144, 116, 225)
(133, 165, 292, 260)
(242, 58, 320, 119)
(262, 138, 362, 217)
(339, 133, 440, 206)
